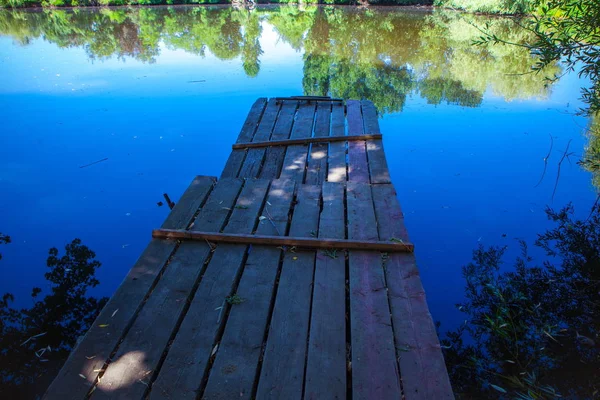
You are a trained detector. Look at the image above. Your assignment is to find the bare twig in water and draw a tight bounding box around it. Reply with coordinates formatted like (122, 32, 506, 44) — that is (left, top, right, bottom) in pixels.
(535, 134, 554, 187)
(79, 158, 108, 169)
(551, 139, 574, 202)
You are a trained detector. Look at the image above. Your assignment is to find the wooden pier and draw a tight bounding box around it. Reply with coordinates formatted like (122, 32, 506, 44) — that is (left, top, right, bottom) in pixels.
(45, 97, 454, 399)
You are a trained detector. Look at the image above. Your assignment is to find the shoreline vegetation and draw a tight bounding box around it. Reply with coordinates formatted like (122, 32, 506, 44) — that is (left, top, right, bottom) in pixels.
(0, 0, 537, 16)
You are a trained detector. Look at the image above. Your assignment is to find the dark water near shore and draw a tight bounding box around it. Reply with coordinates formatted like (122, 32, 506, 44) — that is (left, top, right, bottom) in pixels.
(0, 5, 596, 333)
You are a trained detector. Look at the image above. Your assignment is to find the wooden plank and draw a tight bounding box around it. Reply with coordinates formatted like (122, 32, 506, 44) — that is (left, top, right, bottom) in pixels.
(43, 176, 216, 400)
(347, 181, 402, 399)
(346, 100, 369, 183)
(236, 98, 268, 143)
(361, 100, 391, 184)
(255, 184, 321, 399)
(239, 99, 280, 178)
(146, 179, 270, 400)
(153, 230, 414, 253)
(202, 179, 296, 400)
(221, 98, 267, 178)
(327, 103, 346, 183)
(305, 182, 346, 400)
(91, 179, 244, 399)
(221, 150, 246, 179)
(232, 134, 382, 150)
(372, 185, 454, 400)
(306, 101, 330, 185)
(280, 103, 315, 182)
(260, 100, 297, 179)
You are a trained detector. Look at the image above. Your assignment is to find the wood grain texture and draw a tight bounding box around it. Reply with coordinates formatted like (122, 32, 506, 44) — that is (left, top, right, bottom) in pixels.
(239, 99, 280, 178)
(372, 185, 454, 400)
(260, 100, 296, 179)
(236, 98, 268, 143)
(304, 182, 346, 400)
(221, 150, 245, 179)
(361, 100, 391, 184)
(347, 181, 402, 400)
(222, 98, 267, 178)
(202, 179, 296, 400)
(146, 179, 270, 400)
(256, 184, 321, 400)
(280, 103, 315, 182)
(43, 176, 215, 400)
(346, 100, 369, 183)
(306, 102, 331, 185)
(327, 103, 346, 183)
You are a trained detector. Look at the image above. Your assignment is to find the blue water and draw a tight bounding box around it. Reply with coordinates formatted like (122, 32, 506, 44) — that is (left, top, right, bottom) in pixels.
(0, 6, 595, 333)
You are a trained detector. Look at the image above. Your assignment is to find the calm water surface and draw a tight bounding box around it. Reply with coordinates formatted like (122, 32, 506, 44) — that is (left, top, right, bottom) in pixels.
(0, 5, 596, 332)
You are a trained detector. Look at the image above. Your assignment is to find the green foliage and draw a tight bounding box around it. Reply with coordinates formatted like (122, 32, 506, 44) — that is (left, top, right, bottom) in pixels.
(434, 0, 534, 14)
(475, 0, 600, 115)
(580, 114, 600, 190)
(443, 205, 600, 398)
(0, 239, 108, 398)
(0, 7, 557, 114)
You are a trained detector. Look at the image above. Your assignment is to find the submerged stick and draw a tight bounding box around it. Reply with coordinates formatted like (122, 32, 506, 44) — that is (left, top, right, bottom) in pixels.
(79, 158, 108, 169)
(551, 139, 573, 201)
(163, 193, 175, 210)
(534, 134, 554, 187)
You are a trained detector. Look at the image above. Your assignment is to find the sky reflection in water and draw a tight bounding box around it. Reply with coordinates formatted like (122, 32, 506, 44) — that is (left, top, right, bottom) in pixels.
(0, 5, 596, 331)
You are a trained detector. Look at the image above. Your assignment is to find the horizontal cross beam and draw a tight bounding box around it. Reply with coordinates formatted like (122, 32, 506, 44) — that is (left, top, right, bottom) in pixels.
(153, 229, 414, 253)
(232, 134, 382, 150)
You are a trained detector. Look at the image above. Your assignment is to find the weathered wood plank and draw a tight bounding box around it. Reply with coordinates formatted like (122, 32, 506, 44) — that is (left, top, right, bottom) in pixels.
(360, 99, 379, 135)
(347, 181, 401, 400)
(221, 150, 246, 179)
(202, 179, 296, 400)
(91, 179, 244, 399)
(256, 184, 321, 400)
(280, 103, 315, 182)
(43, 176, 216, 400)
(328, 103, 346, 183)
(236, 98, 268, 143)
(260, 100, 297, 179)
(346, 100, 369, 183)
(361, 100, 391, 184)
(305, 182, 346, 400)
(372, 185, 454, 400)
(306, 102, 331, 185)
(239, 99, 280, 178)
(146, 179, 270, 400)
(221, 98, 267, 178)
